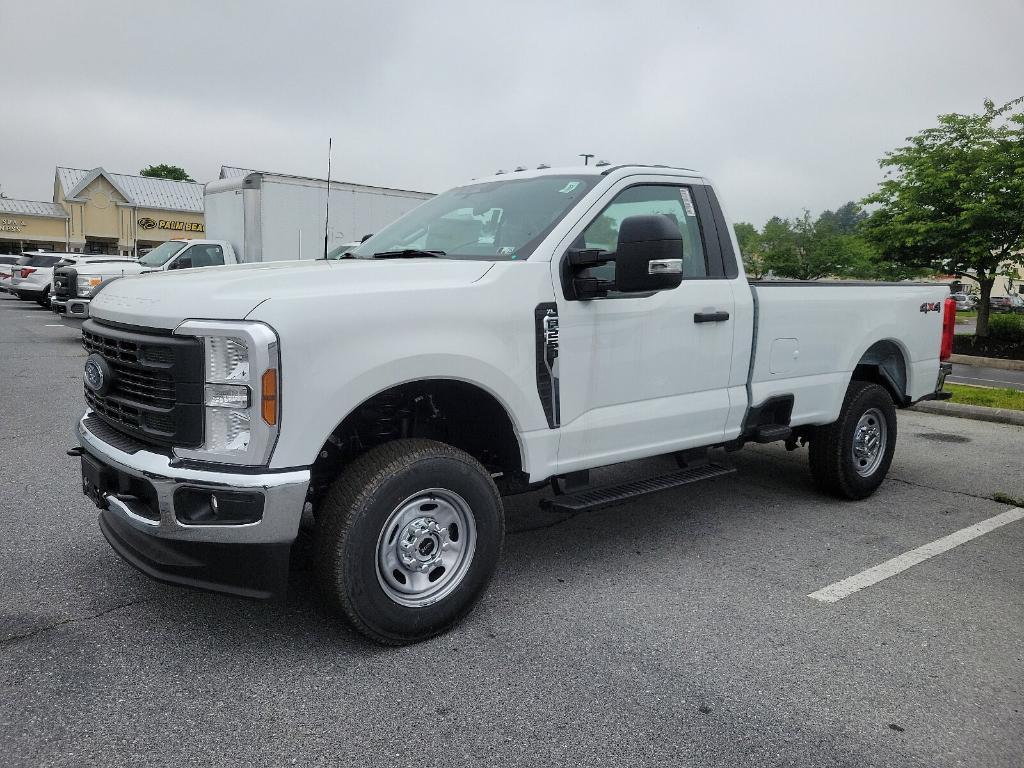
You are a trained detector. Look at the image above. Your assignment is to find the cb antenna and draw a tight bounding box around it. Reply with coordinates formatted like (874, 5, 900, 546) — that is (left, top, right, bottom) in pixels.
(323, 137, 333, 259)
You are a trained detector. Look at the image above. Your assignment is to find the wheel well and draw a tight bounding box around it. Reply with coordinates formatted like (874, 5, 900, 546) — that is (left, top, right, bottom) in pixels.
(309, 380, 523, 507)
(852, 340, 908, 406)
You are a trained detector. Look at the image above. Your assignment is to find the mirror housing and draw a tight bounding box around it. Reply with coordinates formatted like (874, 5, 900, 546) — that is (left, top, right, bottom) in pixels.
(614, 215, 684, 293)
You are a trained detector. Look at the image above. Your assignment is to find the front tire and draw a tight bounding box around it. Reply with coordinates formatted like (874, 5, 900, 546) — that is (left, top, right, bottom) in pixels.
(315, 439, 504, 645)
(808, 381, 897, 500)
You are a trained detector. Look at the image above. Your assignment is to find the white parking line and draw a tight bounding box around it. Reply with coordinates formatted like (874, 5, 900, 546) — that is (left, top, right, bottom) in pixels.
(809, 507, 1024, 603)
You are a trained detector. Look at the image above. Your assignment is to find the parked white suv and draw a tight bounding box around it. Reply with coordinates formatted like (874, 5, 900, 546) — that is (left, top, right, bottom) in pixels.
(73, 165, 956, 644)
(0, 255, 20, 294)
(8, 252, 70, 306)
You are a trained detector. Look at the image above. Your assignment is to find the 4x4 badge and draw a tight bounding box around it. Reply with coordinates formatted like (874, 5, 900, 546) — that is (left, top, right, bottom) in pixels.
(919, 302, 941, 313)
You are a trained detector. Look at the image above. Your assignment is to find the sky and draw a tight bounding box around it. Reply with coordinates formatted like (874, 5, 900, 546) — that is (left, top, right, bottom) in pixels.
(2, 0, 1022, 226)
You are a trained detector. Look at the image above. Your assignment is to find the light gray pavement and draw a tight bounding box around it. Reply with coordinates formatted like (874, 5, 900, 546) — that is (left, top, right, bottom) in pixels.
(1, 293, 1022, 768)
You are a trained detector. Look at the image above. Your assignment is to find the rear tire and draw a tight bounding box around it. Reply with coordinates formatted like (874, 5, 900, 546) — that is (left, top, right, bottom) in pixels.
(808, 381, 896, 500)
(315, 439, 504, 645)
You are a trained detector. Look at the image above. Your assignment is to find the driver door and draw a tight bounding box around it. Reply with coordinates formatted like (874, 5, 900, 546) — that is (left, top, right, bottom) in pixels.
(550, 178, 736, 473)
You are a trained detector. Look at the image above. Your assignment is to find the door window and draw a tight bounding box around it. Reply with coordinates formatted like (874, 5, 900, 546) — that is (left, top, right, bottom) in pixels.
(578, 185, 708, 282)
(188, 245, 225, 267)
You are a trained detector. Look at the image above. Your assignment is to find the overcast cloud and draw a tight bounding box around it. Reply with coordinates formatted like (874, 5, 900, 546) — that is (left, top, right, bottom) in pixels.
(2, 0, 1022, 225)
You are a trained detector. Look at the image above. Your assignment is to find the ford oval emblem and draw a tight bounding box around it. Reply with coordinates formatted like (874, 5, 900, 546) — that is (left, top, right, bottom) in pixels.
(84, 354, 112, 395)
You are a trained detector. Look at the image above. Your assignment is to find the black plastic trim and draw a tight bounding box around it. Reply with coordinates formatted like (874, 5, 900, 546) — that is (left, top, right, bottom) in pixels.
(740, 394, 795, 438)
(534, 303, 560, 428)
(704, 187, 739, 279)
(91, 317, 175, 336)
(98, 510, 290, 600)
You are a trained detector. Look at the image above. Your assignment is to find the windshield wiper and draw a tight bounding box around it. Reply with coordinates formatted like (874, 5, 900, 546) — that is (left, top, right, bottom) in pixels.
(372, 249, 446, 259)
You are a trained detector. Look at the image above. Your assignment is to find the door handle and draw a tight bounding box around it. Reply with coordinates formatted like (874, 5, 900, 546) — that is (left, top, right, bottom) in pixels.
(693, 311, 730, 323)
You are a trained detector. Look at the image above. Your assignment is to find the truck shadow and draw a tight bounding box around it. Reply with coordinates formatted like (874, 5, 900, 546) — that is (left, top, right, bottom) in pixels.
(70, 448, 824, 655)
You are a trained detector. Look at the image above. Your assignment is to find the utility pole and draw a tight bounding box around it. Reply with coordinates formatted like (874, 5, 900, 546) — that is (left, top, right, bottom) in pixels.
(579, 153, 594, 166)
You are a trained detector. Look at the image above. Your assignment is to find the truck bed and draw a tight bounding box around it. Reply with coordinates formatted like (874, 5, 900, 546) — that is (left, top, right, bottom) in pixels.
(748, 281, 949, 426)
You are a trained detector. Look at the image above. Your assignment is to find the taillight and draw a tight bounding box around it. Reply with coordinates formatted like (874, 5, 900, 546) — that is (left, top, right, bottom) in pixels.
(940, 296, 956, 361)
(20, 267, 36, 278)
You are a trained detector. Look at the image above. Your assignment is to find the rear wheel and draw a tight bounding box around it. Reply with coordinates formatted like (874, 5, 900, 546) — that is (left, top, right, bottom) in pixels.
(808, 381, 896, 500)
(315, 439, 504, 645)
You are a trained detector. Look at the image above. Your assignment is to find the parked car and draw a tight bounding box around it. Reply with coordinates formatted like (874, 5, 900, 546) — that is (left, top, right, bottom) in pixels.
(73, 164, 955, 644)
(0, 255, 20, 293)
(53, 239, 239, 319)
(11, 252, 149, 308)
(989, 295, 1024, 313)
(950, 292, 977, 311)
(8, 252, 70, 306)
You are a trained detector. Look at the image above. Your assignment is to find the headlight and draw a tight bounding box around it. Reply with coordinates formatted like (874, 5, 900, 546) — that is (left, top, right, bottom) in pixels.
(171, 320, 280, 466)
(76, 276, 104, 296)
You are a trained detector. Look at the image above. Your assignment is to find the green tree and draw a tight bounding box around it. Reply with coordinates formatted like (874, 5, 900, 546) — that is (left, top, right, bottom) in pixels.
(733, 221, 767, 278)
(760, 212, 858, 280)
(862, 98, 1024, 336)
(139, 164, 194, 182)
(817, 201, 867, 235)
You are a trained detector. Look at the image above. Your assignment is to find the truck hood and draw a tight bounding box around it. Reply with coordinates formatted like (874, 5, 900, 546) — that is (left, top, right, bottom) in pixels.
(89, 259, 494, 330)
(69, 262, 146, 278)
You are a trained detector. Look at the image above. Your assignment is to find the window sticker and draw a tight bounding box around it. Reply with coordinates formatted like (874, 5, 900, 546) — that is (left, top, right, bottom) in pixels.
(679, 188, 696, 217)
(498, 246, 516, 257)
(558, 181, 581, 194)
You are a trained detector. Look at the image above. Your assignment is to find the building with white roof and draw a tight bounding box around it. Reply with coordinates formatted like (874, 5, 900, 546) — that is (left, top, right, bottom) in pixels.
(0, 167, 205, 256)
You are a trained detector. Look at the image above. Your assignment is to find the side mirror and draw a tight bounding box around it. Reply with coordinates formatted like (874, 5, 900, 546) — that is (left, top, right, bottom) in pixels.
(613, 215, 683, 293)
(171, 254, 192, 270)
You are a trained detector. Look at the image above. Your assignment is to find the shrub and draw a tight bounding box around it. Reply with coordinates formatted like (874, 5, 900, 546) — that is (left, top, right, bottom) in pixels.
(988, 313, 1024, 341)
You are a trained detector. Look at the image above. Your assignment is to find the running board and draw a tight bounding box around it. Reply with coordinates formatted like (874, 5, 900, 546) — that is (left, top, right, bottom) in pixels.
(541, 462, 736, 513)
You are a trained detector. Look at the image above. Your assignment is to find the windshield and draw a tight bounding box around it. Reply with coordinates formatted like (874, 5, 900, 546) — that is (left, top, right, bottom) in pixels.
(349, 175, 599, 261)
(138, 241, 187, 267)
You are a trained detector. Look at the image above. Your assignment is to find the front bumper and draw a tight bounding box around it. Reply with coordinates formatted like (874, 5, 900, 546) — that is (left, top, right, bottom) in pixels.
(76, 413, 310, 599)
(52, 298, 67, 315)
(65, 297, 91, 317)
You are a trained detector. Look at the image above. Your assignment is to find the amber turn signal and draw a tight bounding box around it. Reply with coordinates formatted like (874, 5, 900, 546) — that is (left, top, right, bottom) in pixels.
(261, 369, 278, 425)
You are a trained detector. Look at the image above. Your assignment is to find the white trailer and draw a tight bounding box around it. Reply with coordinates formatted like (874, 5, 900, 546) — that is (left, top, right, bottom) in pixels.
(204, 171, 432, 263)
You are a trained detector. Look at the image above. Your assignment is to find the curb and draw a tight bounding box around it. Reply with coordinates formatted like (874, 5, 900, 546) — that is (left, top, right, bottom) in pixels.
(950, 353, 1024, 372)
(911, 400, 1024, 427)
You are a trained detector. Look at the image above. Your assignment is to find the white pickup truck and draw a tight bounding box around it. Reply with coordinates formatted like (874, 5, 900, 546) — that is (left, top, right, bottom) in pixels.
(52, 239, 239, 318)
(71, 165, 956, 644)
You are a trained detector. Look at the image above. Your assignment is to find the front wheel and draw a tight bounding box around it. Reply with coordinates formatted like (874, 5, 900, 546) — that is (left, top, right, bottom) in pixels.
(808, 381, 897, 500)
(315, 439, 504, 645)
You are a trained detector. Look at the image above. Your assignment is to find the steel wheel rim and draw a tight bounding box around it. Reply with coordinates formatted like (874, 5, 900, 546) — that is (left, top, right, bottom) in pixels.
(852, 407, 887, 477)
(375, 488, 478, 607)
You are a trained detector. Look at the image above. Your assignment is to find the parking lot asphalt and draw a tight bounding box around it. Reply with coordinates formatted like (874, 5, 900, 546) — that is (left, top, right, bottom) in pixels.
(2, 293, 1022, 768)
